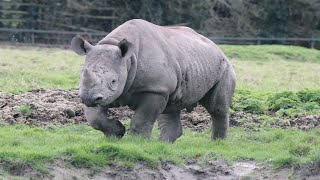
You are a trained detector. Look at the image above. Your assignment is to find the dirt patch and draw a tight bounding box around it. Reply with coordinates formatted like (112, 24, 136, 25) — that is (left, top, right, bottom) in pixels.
(274, 114, 320, 130)
(0, 89, 86, 126)
(1, 89, 320, 131)
(1, 158, 319, 180)
(230, 112, 320, 131)
(0, 160, 44, 179)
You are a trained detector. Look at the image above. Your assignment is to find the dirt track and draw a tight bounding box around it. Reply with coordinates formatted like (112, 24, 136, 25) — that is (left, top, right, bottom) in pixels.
(1, 155, 319, 180)
(1, 89, 319, 131)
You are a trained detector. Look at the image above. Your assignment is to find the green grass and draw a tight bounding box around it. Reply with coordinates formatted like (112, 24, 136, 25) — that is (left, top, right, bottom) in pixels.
(231, 59, 320, 91)
(0, 124, 319, 171)
(1, 45, 320, 93)
(0, 46, 83, 93)
(220, 45, 320, 91)
(16, 104, 32, 117)
(220, 45, 320, 63)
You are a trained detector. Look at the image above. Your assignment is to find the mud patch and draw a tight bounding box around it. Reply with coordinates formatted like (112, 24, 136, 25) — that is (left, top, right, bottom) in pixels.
(0, 160, 44, 179)
(1, 89, 319, 131)
(230, 112, 320, 131)
(275, 115, 320, 130)
(0, 89, 86, 126)
(1, 159, 318, 180)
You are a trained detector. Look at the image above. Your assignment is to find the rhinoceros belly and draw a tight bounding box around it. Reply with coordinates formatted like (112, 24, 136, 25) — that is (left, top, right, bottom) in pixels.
(181, 59, 216, 104)
(165, 54, 226, 113)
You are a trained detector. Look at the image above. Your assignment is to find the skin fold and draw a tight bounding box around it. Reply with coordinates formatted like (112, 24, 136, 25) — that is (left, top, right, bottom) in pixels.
(71, 19, 236, 143)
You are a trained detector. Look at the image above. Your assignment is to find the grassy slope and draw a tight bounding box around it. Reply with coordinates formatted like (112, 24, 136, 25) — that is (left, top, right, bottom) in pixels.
(0, 45, 320, 172)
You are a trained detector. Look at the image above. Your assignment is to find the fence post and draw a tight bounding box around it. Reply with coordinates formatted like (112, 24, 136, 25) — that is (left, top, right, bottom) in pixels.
(257, 39, 261, 45)
(310, 40, 315, 49)
(31, 32, 35, 44)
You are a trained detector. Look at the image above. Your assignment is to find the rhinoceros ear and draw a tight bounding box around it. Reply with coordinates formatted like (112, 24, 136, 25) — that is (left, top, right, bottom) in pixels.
(71, 36, 93, 56)
(118, 39, 134, 60)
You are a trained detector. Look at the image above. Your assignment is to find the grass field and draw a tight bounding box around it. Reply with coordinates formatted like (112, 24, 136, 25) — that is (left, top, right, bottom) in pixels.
(0, 45, 320, 175)
(0, 45, 320, 93)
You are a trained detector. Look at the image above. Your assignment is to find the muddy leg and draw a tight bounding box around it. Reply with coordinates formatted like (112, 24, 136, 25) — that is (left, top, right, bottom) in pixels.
(210, 105, 229, 139)
(130, 93, 168, 137)
(158, 112, 182, 143)
(201, 70, 236, 140)
(84, 106, 125, 137)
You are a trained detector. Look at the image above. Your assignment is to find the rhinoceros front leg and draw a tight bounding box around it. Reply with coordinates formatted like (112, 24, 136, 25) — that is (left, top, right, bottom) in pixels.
(130, 93, 168, 137)
(84, 106, 125, 137)
(158, 112, 182, 143)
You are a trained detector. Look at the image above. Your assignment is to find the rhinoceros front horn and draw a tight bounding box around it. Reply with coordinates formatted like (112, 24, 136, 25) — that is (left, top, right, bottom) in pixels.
(82, 68, 98, 86)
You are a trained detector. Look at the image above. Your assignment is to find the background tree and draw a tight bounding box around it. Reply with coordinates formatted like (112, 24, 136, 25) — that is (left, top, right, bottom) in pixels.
(0, 0, 319, 45)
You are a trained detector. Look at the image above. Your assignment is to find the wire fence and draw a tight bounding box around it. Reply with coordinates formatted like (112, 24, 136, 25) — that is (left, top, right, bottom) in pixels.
(1, 28, 319, 48)
(1, 1, 319, 48)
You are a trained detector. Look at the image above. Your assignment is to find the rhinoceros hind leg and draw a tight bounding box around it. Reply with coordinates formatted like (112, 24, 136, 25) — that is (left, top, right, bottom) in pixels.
(158, 112, 182, 143)
(201, 69, 236, 140)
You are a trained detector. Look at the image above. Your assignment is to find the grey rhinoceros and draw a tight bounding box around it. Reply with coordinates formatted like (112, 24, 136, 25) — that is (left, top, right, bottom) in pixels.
(71, 19, 236, 142)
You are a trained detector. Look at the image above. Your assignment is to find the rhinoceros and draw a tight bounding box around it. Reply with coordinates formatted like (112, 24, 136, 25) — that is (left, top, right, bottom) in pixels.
(71, 19, 236, 142)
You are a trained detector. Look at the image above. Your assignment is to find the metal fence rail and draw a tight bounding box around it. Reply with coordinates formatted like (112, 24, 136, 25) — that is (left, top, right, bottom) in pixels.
(1, 28, 319, 48)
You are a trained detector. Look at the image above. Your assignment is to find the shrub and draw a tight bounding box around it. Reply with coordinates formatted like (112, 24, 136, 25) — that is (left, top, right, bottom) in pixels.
(234, 98, 266, 114)
(232, 90, 267, 114)
(303, 102, 320, 111)
(232, 90, 320, 117)
(297, 89, 320, 104)
(267, 91, 301, 111)
(276, 108, 305, 117)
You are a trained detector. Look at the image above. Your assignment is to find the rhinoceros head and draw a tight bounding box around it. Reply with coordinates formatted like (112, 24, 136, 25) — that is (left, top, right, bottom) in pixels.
(71, 36, 134, 107)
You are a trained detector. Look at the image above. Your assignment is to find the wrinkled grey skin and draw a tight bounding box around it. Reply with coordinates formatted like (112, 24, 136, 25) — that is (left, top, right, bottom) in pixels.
(71, 19, 236, 142)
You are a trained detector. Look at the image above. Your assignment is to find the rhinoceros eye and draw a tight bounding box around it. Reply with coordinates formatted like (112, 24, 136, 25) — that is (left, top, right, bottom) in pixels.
(109, 79, 117, 90)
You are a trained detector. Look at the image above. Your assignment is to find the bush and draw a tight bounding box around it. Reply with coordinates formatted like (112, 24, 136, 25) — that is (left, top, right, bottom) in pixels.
(233, 98, 266, 114)
(232, 90, 267, 114)
(276, 108, 305, 117)
(267, 91, 301, 111)
(297, 89, 320, 104)
(303, 102, 320, 111)
(232, 90, 320, 117)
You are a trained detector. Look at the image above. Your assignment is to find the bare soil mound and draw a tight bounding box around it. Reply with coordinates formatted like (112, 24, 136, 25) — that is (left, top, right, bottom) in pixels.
(0, 89, 86, 125)
(1, 89, 320, 131)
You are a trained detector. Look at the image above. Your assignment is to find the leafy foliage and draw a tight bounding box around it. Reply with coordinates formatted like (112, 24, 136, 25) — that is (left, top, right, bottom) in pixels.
(232, 90, 267, 114)
(267, 91, 302, 111)
(233, 89, 320, 117)
(297, 89, 320, 104)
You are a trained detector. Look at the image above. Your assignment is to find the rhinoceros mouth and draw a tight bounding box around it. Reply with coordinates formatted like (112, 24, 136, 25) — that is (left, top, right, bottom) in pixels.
(103, 120, 126, 138)
(81, 94, 116, 107)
